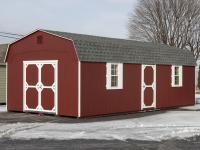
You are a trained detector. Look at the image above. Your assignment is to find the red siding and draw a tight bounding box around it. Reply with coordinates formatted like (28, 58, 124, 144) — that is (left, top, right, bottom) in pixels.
(7, 31, 78, 117)
(6, 31, 195, 118)
(156, 65, 195, 108)
(81, 62, 141, 117)
(80, 62, 195, 117)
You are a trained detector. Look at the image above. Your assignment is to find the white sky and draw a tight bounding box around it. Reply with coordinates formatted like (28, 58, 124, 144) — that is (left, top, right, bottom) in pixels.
(0, 0, 138, 44)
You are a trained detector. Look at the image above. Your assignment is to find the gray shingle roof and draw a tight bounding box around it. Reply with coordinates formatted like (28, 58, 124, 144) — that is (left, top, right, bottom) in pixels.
(0, 44, 8, 65)
(43, 30, 195, 66)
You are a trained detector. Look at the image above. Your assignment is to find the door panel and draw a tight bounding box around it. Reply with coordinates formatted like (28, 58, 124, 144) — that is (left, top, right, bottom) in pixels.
(26, 65, 38, 86)
(41, 64, 55, 86)
(141, 65, 156, 110)
(26, 88, 38, 109)
(23, 60, 58, 114)
(144, 88, 154, 106)
(144, 66, 154, 85)
(41, 88, 55, 110)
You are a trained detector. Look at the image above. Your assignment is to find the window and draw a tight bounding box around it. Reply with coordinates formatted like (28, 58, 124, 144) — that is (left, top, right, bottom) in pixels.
(106, 63, 123, 89)
(171, 66, 183, 87)
(111, 64, 118, 87)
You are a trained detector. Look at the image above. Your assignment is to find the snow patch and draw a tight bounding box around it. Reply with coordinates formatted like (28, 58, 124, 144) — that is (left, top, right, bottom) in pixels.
(8, 123, 200, 141)
(0, 105, 6, 112)
(196, 94, 200, 104)
(0, 110, 200, 141)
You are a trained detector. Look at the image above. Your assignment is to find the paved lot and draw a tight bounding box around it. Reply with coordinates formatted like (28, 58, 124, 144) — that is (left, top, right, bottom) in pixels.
(1, 105, 200, 149)
(1, 137, 200, 150)
(2, 105, 200, 123)
(1, 104, 199, 123)
(0, 109, 169, 123)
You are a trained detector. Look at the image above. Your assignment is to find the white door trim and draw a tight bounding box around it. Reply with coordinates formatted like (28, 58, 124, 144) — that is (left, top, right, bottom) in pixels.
(23, 60, 58, 114)
(141, 64, 156, 110)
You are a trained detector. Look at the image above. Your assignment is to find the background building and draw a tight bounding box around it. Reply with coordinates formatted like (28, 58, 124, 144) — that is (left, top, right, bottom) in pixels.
(0, 44, 8, 103)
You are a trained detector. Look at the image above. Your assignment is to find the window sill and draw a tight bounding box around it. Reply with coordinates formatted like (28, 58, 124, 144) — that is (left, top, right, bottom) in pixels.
(171, 85, 182, 87)
(106, 87, 123, 90)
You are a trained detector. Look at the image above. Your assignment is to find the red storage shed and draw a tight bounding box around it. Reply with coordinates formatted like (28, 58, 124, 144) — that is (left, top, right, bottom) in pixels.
(5, 29, 195, 117)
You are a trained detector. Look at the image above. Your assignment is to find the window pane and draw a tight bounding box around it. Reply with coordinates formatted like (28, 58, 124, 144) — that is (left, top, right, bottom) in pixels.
(115, 76, 118, 86)
(111, 76, 115, 87)
(115, 65, 118, 74)
(111, 64, 115, 70)
(111, 76, 118, 87)
(175, 67, 179, 76)
(111, 64, 117, 71)
(175, 76, 179, 85)
(111, 64, 118, 75)
(111, 69, 115, 75)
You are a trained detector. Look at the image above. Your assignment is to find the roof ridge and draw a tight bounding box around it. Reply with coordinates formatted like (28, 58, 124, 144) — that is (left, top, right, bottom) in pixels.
(42, 29, 156, 45)
(40, 29, 195, 66)
(42, 29, 189, 52)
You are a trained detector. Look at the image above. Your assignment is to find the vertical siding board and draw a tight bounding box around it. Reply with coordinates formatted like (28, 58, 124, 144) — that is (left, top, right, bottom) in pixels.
(156, 65, 195, 109)
(5, 30, 195, 117)
(0, 66, 6, 103)
(6, 31, 79, 117)
(81, 63, 194, 117)
(81, 62, 141, 117)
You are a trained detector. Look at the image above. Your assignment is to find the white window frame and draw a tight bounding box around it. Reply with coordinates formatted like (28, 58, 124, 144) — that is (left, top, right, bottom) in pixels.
(171, 65, 183, 87)
(106, 63, 123, 90)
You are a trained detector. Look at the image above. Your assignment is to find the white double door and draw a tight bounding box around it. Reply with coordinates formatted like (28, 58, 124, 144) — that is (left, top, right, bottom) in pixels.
(23, 60, 58, 114)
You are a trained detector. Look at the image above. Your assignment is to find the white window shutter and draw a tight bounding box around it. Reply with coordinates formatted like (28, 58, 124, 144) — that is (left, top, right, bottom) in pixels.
(106, 63, 111, 89)
(179, 66, 183, 86)
(171, 66, 174, 86)
(118, 63, 123, 89)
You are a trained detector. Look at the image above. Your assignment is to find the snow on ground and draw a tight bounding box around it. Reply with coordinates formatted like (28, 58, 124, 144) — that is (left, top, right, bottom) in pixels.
(0, 110, 200, 141)
(196, 94, 200, 104)
(180, 104, 200, 110)
(0, 105, 6, 112)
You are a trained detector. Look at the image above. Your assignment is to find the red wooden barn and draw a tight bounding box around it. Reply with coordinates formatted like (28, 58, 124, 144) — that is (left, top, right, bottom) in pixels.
(5, 29, 195, 117)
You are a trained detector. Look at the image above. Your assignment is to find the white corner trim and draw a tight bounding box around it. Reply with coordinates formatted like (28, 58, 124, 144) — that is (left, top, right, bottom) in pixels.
(78, 61, 81, 117)
(5, 63, 8, 112)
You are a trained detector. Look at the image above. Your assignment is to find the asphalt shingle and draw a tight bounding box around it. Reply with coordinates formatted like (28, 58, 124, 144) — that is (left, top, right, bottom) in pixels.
(4, 30, 195, 66)
(44, 29, 196, 66)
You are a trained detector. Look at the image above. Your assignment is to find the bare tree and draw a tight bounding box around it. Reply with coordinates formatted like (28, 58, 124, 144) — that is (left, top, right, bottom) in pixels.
(128, 0, 200, 61)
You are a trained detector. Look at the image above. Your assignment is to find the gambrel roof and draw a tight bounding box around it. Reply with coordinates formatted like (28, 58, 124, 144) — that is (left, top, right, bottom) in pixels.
(43, 30, 195, 66)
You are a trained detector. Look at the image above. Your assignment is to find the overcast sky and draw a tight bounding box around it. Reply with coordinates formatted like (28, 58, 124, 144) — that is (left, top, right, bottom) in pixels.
(0, 0, 137, 44)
